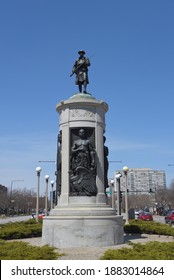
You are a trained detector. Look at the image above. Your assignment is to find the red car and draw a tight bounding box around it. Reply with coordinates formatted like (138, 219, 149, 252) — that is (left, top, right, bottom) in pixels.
(138, 212, 153, 221)
(38, 213, 45, 219)
(31, 212, 45, 219)
(164, 210, 174, 224)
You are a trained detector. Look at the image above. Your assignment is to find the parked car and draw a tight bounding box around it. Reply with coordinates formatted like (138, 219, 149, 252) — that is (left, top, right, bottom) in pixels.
(135, 209, 140, 215)
(164, 210, 174, 224)
(138, 212, 153, 221)
(31, 212, 46, 219)
(157, 208, 169, 216)
(38, 213, 45, 219)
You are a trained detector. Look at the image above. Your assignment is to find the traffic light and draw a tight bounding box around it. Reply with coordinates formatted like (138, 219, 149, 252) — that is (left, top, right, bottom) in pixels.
(149, 188, 153, 193)
(53, 190, 56, 203)
(119, 191, 123, 202)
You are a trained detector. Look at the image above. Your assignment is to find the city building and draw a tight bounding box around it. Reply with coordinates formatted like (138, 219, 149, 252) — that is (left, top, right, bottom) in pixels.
(117, 168, 166, 194)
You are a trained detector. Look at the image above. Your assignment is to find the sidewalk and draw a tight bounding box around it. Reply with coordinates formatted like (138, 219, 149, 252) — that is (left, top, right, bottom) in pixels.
(9, 234, 174, 260)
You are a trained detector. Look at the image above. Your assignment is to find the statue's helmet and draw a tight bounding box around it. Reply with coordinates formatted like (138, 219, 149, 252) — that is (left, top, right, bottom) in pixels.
(78, 50, 85, 55)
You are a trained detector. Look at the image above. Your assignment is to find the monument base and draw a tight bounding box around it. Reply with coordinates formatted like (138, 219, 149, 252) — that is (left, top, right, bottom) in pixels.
(42, 202, 124, 248)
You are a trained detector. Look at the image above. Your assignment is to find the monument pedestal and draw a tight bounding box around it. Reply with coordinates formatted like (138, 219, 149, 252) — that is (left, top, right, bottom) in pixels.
(42, 93, 124, 248)
(42, 200, 124, 248)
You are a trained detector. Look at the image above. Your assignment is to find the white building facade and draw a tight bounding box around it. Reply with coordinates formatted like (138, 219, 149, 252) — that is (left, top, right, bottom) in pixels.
(117, 168, 166, 194)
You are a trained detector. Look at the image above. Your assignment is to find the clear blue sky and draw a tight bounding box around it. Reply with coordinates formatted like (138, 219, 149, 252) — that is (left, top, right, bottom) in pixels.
(0, 0, 174, 194)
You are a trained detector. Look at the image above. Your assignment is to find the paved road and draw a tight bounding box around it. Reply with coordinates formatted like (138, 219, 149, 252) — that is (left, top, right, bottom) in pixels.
(0, 214, 166, 225)
(0, 215, 32, 224)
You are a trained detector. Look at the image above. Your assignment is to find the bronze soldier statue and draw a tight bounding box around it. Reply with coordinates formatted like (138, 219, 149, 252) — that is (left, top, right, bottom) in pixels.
(70, 50, 90, 93)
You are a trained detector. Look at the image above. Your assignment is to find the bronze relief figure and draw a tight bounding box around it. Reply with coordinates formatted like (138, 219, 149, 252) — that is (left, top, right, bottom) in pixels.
(69, 128, 97, 196)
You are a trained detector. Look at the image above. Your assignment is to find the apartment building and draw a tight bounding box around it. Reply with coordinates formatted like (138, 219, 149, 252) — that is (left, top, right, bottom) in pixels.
(117, 168, 166, 194)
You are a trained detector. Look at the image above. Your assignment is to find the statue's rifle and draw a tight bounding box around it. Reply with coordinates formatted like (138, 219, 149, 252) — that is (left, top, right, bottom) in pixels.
(70, 55, 93, 77)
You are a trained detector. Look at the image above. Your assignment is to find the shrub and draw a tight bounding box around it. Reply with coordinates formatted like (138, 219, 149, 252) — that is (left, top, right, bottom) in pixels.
(124, 220, 174, 236)
(101, 241, 174, 260)
(0, 239, 61, 260)
(0, 219, 42, 240)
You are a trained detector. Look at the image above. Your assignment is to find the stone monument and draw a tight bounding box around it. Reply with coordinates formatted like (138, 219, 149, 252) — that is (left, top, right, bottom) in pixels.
(42, 50, 124, 248)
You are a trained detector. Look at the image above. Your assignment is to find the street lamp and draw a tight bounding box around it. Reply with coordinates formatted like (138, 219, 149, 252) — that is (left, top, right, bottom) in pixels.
(115, 172, 122, 215)
(50, 180, 55, 209)
(45, 175, 49, 216)
(123, 166, 129, 225)
(36, 167, 42, 222)
(110, 179, 115, 209)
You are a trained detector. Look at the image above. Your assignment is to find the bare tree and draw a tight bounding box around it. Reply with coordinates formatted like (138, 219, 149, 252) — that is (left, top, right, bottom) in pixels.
(166, 180, 174, 208)
(0, 185, 8, 214)
(6, 187, 51, 215)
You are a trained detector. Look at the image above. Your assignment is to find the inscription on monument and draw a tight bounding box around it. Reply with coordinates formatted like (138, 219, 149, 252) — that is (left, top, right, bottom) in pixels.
(70, 109, 94, 118)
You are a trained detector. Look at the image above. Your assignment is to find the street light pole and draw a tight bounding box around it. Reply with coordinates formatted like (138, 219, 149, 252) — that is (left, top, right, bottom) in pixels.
(45, 175, 49, 216)
(115, 172, 122, 215)
(123, 166, 129, 225)
(38, 160, 56, 210)
(36, 167, 42, 222)
(110, 180, 115, 209)
(50, 180, 55, 209)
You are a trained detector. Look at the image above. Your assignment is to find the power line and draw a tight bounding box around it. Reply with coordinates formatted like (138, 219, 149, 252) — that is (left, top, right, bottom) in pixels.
(109, 161, 122, 163)
(38, 161, 55, 163)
